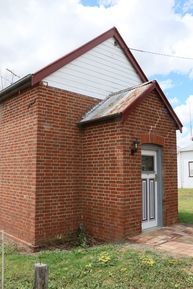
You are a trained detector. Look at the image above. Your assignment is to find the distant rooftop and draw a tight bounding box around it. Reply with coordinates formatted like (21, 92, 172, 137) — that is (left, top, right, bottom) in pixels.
(178, 144, 193, 152)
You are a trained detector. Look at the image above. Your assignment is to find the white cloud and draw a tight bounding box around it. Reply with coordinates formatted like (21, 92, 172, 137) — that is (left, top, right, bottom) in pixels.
(0, 0, 193, 79)
(183, 0, 193, 13)
(169, 96, 179, 105)
(98, 0, 118, 7)
(175, 95, 193, 147)
(159, 79, 179, 106)
(1, 0, 193, 147)
(159, 79, 174, 91)
(177, 126, 193, 148)
(188, 67, 193, 79)
(175, 94, 193, 125)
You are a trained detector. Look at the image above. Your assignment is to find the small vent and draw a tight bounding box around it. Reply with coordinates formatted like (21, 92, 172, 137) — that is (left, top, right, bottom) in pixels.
(114, 40, 118, 47)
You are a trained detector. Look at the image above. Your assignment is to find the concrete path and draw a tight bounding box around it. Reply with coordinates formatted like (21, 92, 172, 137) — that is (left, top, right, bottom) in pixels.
(128, 224, 193, 257)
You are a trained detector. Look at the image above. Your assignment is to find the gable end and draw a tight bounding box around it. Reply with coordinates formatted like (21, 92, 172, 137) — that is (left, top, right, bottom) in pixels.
(32, 27, 148, 86)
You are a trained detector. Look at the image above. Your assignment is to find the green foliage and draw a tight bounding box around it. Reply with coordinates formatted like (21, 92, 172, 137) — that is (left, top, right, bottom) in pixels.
(76, 224, 89, 248)
(178, 188, 193, 224)
(0, 244, 193, 289)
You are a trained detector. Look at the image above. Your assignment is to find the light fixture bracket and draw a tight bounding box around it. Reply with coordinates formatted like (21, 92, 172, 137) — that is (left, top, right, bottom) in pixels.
(131, 138, 139, 155)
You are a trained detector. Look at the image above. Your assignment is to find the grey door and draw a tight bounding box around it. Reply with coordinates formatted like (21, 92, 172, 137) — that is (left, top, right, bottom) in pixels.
(141, 150, 158, 230)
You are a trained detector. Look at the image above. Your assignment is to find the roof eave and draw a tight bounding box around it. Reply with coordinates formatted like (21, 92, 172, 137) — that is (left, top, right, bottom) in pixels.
(122, 80, 183, 132)
(152, 80, 183, 132)
(0, 74, 32, 103)
(78, 112, 122, 127)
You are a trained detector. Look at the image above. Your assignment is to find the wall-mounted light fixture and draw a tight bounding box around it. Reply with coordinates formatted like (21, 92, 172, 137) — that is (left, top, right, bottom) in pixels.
(131, 138, 139, 155)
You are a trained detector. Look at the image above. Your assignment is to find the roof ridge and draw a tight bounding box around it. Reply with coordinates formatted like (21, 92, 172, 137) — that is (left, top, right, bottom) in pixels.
(109, 81, 153, 96)
(179, 144, 193, 151)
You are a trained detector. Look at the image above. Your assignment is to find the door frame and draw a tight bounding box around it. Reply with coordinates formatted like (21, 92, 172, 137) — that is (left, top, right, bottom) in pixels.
(141, 144, 163, 229)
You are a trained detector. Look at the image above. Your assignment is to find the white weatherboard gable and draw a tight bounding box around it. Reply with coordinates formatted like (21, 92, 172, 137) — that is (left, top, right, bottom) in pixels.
(43, 37, 142, 99)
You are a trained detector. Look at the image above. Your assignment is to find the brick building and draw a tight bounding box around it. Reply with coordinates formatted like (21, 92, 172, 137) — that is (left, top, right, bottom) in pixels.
(0, 28, 182, 249)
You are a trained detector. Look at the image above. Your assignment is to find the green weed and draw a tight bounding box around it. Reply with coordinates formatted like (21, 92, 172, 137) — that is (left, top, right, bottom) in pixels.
(0, 244, 192, 289)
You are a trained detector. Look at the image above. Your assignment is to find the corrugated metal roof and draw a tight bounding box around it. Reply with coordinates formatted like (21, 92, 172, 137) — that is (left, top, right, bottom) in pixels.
(80, 81, 153, 124)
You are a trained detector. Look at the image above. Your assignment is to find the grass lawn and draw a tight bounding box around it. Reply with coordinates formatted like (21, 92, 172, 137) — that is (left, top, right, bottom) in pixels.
(0, 189, 193, 289)
(0, 244, 193, 289)
(178, 188, 193, 224)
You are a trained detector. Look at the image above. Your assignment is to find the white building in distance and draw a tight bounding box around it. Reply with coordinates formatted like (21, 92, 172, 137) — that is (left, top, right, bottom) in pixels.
(178, 144, 193, 188)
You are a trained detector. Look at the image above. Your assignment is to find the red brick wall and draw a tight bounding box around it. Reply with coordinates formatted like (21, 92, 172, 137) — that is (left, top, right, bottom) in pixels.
(0, 84, 178, 247)
(0, 87, 38, 246)
(0, 84, 98, 247)
(81, 120, 125, 241)
(35, 85, 98, 245)
(82, 90, 178, 240)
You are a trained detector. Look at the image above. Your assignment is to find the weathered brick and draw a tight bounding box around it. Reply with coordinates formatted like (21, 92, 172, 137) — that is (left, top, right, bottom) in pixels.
(0, 85, 178, 248)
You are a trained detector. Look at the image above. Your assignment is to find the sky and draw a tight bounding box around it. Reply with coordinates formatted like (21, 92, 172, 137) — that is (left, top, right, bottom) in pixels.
(0, 0, 193, 148)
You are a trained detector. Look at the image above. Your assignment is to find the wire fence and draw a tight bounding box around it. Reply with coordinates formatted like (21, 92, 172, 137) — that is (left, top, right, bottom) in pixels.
(0, 232, 48, 289)
(0, 230, 4, 289)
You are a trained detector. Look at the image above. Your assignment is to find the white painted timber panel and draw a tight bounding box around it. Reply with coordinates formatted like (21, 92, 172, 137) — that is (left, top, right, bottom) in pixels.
(43, 37, 142, 99)
(178, 150, 193, 188)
